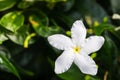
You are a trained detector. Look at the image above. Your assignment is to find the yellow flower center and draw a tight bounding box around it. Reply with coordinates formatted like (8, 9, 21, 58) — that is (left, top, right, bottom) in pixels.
(73, 46, 80, 54)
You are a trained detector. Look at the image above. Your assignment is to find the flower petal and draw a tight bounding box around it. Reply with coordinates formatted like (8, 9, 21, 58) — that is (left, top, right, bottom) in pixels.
(55, 50, 74, 74)
(83, 36, 105, 54)
(48, 34, 73, 50)
(74, 54, 97, 75)
(71, 20, 86, 44)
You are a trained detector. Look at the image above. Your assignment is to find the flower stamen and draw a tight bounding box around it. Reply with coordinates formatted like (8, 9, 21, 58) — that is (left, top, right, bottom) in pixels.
(73, 46, 80, 53)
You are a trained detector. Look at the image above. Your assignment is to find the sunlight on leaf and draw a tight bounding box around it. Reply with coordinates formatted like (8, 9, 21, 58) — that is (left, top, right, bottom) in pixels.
(0, 11, 24, 32)
(0, 33, 8, 44)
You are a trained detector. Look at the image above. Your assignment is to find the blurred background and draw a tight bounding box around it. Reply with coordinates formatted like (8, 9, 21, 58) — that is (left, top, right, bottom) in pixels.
(0, 0, 120, 80)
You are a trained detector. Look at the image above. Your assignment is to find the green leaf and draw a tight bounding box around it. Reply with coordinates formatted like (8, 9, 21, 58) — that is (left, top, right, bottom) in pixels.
(6, 25, 34, 46)
(0, 26, 9, 44)
(0, 48, 21, 80)
(29, 12, 61, 37)
(0, 0, 16, 11)
(110, 27, 120, 40)
(35, 25, 61, 37)
(19, 69, 34, 77)
(46, 0, 67, 10)
(58, 64, 84, 80)
(0, 11, 24, 32)
(46, 0, 67, 2)
(17, 66, 34, 76)
(98, 33, 119, 77)
(0, 33, 8, 44)
(29, 11, 49, 27)
(18, 0, 34, 9)
(94, 24, 114, 35)
(85, 75, 100, 80)
(58, 14, 74, 27)
(103, 34, 118, 57)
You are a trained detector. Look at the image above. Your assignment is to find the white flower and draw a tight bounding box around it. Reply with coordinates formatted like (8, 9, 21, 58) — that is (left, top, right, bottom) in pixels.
(48, 20, 105, 75)
(112, 13, 120, 19)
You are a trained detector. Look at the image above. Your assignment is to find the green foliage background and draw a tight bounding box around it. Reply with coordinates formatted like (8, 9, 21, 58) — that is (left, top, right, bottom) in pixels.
(0, 0, 120, 80)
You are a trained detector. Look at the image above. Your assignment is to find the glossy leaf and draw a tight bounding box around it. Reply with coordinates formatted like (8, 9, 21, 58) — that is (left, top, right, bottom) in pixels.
(0, 33, 8, 44)
(0, 48, 21, 80)
(0, 26, 9, 44)
(29, 12, 61, 37)
(6, 25, 34, 46)
(29, 11, 48, 27)
(35, 25, 61, 37)
(0, 0, 119, 80)
(0, 11, 24, 32)
(0, 0, 16, 11)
